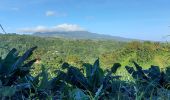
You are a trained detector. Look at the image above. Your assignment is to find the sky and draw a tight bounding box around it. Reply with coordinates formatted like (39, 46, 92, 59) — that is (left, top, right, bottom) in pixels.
(0, 0, 170, 41)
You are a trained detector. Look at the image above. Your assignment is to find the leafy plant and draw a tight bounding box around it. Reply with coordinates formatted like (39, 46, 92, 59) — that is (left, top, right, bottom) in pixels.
(125, 61, 170, 98)
(0, 46, 37, 99)
(31, 65, 69, 99)
(57, 59, 132, 99)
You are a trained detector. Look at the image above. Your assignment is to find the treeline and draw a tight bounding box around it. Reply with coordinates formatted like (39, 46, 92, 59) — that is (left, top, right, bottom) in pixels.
(0, 34, 170, 72)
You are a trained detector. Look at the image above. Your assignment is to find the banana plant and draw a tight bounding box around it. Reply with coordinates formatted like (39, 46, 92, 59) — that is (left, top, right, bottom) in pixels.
(30, 65, 69, 99)
(125, 61, 170, 98)
(0, 46, 37, 99)
(57, 59, 123, 99)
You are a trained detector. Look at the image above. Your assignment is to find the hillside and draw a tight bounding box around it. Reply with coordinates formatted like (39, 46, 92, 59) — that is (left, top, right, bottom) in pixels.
(33, 31, 134, 41)
(0, 34, 170, 70)
(1, 34, 170, 99)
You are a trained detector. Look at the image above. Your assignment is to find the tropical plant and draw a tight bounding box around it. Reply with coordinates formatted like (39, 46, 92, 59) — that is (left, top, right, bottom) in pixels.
(0, 46, 37, 99)
(0, 46, 69, 99)
(30, 65, 69, 99)
(57, 59, 134, 99)
(125, 61, 170, 98)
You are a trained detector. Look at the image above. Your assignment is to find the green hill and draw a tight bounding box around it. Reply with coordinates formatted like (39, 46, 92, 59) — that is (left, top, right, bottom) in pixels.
(0, 34, 170, 71)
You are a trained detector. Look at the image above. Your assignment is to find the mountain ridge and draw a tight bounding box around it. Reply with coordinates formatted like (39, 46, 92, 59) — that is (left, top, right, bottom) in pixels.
(33, 31, 135, 41)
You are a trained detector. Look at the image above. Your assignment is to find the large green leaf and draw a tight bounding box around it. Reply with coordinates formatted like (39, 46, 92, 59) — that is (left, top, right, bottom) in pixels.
(89, 59, 104, 93)
(0, 86, 16, 97)
(111, 63, 121, 73)
(70, 88, 89, 100)
(83, 63, 92, 78)
(0, 48, 18, 75)
(11, 46, 37, 71)
(148, 65, 161, 80)
(67, 67, 89, 90)
(38, 65, 49, 90)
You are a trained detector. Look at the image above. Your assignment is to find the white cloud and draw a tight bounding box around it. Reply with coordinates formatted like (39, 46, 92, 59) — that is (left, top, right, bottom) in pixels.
(53, 24, 85, 31)
(45, 10, 67, 17)
(18, 24, 85, 33)
(46, 11, 56, 16)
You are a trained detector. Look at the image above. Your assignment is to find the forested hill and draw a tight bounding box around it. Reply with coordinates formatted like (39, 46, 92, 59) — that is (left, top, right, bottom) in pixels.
(33, 31, 135, 41)
(0, 34, 170, 70)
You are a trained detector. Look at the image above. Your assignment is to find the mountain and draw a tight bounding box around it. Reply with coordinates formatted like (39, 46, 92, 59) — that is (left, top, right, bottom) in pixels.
(33, 31, 135, 41)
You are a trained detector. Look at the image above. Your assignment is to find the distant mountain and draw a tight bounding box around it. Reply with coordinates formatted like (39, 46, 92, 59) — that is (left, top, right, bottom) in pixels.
(33, 31, 135, 41)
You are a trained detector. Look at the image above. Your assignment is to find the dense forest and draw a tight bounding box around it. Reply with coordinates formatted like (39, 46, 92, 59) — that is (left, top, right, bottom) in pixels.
(1, 34, 170, 99)
(0, 34, 170, 71)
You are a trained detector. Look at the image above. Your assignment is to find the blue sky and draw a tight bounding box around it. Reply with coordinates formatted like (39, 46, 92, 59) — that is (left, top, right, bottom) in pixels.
(0, 0, 170, 41)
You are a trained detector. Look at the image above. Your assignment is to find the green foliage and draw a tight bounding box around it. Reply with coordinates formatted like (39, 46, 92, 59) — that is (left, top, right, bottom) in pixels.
(0, 46, 37, 99)
(0, 86, 16, 97)
(56, 59, 133, 99)
(0, 47, 70, 99)
(136, 45, 154, 63)
(1, 35, 170, 99)
(1, 34, 170, 70)
(69, 88, 89, 100)
(30, 65, 69, 99)
(126, 62, 170, 98)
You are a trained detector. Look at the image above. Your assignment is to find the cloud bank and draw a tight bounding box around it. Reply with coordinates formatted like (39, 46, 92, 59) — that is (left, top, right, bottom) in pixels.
(18, 24, 85, 33)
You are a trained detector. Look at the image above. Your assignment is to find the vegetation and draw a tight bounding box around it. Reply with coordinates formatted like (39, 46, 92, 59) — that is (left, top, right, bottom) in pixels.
(1, 44, 170, 99)
(1, 34, 170, 70)
(1, 34, 170, 99)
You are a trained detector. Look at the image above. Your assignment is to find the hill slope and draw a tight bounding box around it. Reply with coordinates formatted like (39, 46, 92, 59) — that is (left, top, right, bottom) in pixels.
(33, 31, 134, 41)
